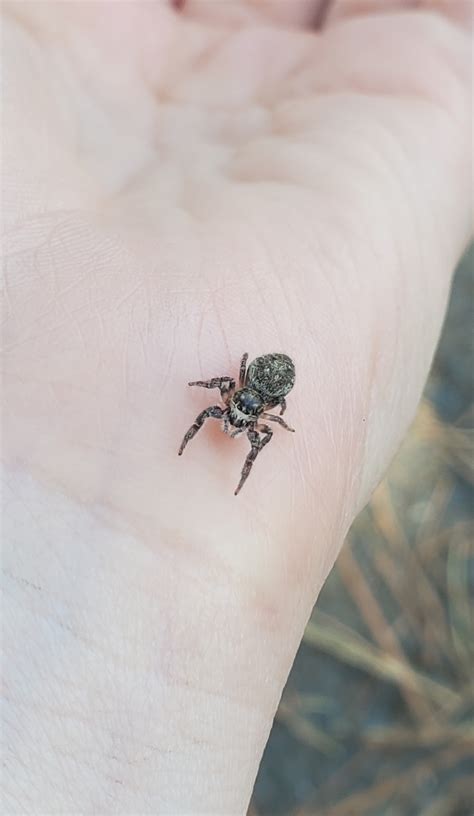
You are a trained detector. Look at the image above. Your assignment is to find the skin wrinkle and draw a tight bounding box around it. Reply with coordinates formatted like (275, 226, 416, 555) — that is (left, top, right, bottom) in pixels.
(4, 220, 72, 342)
(247, 239, 287, 350)
(119, 485, 289, 628)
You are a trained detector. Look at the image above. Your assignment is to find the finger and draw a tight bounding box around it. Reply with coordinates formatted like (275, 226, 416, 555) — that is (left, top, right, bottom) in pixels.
(171, 0, 472, 29)
(173, 0, 331, 28)
(328, 0, 472, 28)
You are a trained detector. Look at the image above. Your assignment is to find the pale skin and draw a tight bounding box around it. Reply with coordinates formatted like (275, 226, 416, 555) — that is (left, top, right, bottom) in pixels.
(1, 0, 471, 813)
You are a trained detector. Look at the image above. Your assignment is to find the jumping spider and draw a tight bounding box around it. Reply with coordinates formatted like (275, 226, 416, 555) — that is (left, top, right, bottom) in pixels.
(178, 353, 296, 495)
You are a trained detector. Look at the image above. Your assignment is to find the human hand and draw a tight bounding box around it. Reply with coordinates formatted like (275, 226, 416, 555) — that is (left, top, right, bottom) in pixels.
(2, 1, 471, 812)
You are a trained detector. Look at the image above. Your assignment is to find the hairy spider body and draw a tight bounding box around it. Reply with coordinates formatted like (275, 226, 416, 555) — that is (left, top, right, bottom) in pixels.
(246, 353, 295, 402)
(228, 388, 264, 429)
(179, 353, 296, 494)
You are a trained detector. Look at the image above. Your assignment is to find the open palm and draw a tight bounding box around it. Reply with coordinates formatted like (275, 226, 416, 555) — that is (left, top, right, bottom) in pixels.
(3, 2, 471, 812)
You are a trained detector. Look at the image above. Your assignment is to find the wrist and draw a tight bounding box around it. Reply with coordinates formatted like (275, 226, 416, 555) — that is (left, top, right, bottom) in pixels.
(4, 467, 335, 813)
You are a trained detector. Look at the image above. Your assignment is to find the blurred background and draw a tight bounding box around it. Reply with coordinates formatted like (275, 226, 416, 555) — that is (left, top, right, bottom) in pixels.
(252, 247, 473, 816)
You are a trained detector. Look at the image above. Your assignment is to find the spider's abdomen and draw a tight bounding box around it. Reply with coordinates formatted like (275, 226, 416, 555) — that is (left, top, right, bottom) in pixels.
(246, 353, 295, 401)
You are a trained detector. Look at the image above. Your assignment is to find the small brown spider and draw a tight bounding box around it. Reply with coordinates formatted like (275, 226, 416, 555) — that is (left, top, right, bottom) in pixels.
(178, 353, 296, 495)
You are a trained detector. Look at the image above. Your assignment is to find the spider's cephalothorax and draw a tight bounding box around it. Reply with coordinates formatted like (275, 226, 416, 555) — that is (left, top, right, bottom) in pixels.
(178, 352, 296, 495)
(228, 388, 264, 428)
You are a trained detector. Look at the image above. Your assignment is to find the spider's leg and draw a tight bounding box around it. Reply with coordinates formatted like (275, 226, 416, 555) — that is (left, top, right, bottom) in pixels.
(178, 405, 224, 455)
(261, 413, 295, 432)
(188, 377, 235, 402)
(234, 425, 272, 496)
(239, 353, 248, 387)
(266, 396, 287, 415)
